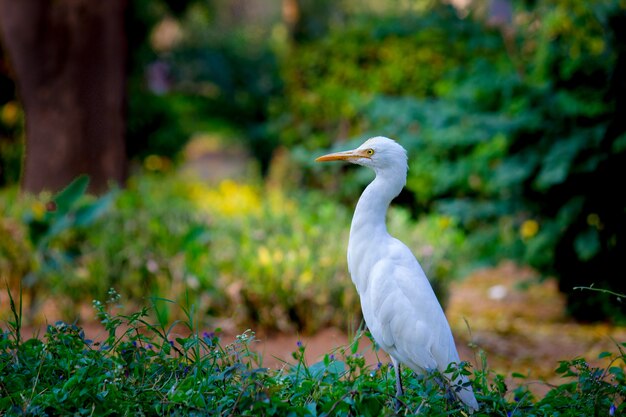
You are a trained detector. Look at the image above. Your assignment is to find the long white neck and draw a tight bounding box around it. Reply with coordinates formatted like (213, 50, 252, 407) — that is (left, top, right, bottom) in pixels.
(351, 161, 407, 233)
(350, 175, 401, 234)
(348, 166, 407, 290)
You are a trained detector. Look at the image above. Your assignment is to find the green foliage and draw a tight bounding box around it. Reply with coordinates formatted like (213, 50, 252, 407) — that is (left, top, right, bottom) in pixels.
(418, 1, 626, 321)
(164, 3, 283, 171)
(202, 183, 357, 333)
(23, 176, 112, 248)
(7, 176, 115, 312)
(270, 5, 504, 150)
(1, 291, 624, 416)
(0, 173, 462, 332)
(124, 0, 198, 161)
(278, 0, 626, 321)
(65, 175, 215, 308)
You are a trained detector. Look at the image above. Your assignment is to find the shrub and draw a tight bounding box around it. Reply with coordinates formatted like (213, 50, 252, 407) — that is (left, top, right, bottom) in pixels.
(352, 1, 626, 321)
(270, 4, 503, 151)
(279, 0, 626, 321)
(164, 4, 283, 171)
(1, 290, 624, 416)
(0, 173, 463, 333)
(187, 178, 358, 333)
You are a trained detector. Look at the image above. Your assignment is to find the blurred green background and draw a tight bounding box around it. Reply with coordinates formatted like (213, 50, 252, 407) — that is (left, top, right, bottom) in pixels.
(0, 0, 625, 332)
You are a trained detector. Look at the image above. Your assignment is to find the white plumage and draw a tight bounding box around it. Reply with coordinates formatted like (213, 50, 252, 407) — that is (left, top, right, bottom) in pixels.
(316, 136, 478, 412)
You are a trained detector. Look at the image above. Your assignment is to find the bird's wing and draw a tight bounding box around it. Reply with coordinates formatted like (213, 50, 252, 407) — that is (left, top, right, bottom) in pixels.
(362, 238, 459, 373)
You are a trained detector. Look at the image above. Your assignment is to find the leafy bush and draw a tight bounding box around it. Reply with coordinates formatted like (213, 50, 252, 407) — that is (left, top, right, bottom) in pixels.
(0, 172, 463, 332)
(355, 1, 626, 321)
(0, 176, 117, 317)
(277, 0, 626, 321)
(189, 179, 358, 333)
(163, 3, 283, 171)
(270, 4, 503, 151)
(123, 0, 200, 161)
(1, 290, 624, 416)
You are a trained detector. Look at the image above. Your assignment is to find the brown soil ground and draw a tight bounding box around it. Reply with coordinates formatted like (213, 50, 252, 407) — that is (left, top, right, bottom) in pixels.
(446, 263, 626, 396)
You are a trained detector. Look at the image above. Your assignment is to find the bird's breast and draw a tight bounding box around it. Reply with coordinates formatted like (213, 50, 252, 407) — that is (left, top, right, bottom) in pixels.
(347, 232, 378, 293)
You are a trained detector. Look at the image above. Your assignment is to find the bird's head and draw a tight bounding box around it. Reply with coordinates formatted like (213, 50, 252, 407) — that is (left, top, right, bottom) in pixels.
(315, 136, 408, 176)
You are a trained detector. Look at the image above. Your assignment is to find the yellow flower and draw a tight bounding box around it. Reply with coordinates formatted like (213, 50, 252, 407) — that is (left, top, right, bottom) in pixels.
(437, 216, 452, 230)
(520, 219, 539, 239)
(144, 155, 167, 171)
(258, 246, 271, 266)
(300, 270, 313, 284)
(273, 249, 284, 263)
(31, 201, 46, 220)
(0, 102, 19, 126)
(189, 179, 261, 217)
(587, 213, 602, 229)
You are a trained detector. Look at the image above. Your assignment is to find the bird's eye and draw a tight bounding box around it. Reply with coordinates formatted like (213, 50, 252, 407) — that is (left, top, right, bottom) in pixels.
(366, 149, 375, 156)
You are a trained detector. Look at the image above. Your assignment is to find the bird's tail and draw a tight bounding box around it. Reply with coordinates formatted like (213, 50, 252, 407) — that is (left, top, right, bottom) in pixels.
(451, 374, 479, 413)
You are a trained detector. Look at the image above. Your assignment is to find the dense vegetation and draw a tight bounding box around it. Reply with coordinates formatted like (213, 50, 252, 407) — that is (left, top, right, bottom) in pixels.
(1, 290, 624, 416)
(0, 174, 463, 333)
(271, 0, 626, 321)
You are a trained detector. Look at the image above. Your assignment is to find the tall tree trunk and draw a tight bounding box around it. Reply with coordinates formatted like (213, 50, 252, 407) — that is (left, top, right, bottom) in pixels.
(0, 0, 128, 194)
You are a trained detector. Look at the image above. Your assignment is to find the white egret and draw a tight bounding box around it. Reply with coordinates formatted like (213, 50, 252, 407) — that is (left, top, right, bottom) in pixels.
(316, 136, 478, 412)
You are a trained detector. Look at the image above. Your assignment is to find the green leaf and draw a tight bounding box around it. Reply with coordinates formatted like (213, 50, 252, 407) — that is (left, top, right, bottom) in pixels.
(305, 402, 318, 416)
(574, 228, 601, 262)
(351, 338, 359, 355)
(536, 125, 605, 192)
(43, 214, 73, 242)
(308, 361, 326, 380)
(74, 191, 116, 227)
(54, 175, 90, 215)
(326, 360, 346, 376)
(492, 154, 537, 189)
(182, 225, 211, 246)
(612, 132, 626, 153)
(609, 366, 624, 379)
(534, 146, 574, 189)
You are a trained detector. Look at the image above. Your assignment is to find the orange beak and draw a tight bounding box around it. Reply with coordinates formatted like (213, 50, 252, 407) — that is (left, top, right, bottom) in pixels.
(315, 148, 370, 162)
